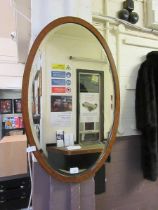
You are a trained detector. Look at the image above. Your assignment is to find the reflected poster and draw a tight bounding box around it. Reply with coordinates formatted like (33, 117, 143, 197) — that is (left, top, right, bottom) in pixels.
(77, 70, 104, 144)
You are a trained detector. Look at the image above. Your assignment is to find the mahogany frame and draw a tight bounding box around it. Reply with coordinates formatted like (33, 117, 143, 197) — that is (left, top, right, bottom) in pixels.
(22, 16, 120, 183)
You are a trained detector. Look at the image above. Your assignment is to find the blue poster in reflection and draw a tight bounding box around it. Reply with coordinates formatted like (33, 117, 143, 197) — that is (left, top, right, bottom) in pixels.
(51, 71, 66, 78)
(66, 80, 71, 86)
(51, 79, 66, 86)
(66, 72, 71, 78)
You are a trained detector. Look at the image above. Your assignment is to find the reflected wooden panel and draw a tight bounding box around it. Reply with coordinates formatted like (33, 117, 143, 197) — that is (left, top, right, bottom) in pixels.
(46, 143, 105, 155)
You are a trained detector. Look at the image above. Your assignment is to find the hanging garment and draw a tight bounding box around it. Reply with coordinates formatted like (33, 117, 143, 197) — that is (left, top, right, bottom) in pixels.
(135, 51, 158, 181)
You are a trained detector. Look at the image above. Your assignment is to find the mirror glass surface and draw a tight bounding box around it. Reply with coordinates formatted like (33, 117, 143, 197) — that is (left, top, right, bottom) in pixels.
(23, 17, 119, 182)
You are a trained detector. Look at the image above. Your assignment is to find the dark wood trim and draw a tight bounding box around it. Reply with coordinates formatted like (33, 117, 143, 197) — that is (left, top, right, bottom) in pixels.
(22, 16, 120, 183)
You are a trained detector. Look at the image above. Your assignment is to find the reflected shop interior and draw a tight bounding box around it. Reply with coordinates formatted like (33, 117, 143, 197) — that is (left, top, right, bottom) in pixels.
(23, 17, 119, 181)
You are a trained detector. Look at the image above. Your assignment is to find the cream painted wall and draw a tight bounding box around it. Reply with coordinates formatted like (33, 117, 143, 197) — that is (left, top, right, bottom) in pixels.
(0, 1, 24, 89)
(0, 0, 15, 38)
(0, 37, 24, 89)
(10, 0, 158, 137)
(35, 26, 114, 146)
(31, 0, 92, 41)
(92, 0, 158, 136)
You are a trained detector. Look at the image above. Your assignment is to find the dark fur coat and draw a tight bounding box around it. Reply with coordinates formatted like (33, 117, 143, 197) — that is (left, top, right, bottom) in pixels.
(136, 51, 158, 181)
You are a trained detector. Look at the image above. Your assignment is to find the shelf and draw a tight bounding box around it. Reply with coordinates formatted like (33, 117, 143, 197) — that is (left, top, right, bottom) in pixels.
(2, 128, 25, 137)
(47, 143, 105, 155)
(2, 128, 24, 131)
(2, 128, 24, 130)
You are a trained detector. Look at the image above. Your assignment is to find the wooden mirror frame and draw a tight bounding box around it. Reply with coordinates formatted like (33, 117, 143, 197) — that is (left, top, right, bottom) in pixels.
(22, 16, 120, 183)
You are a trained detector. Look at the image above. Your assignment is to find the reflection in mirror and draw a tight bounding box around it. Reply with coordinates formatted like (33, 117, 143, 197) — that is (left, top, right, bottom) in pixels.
(77, 70, 104, 144)
(27, 21, 116, 178)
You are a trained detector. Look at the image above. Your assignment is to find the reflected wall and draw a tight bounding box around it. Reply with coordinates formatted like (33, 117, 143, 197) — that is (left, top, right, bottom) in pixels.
(22, 17, 119, 182)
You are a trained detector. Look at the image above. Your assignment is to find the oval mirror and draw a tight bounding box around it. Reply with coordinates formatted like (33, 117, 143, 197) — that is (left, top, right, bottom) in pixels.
(22, 17, 120, 182)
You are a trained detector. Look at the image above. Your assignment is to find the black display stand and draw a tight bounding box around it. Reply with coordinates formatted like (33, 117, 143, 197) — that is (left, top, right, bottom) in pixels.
(0, 176, 31, 210)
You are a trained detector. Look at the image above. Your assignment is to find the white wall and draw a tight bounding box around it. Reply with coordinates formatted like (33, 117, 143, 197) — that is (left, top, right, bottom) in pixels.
(31, 0, 92, 40)
(0, 1, 24, 90)
(0, 0, 15, 38)
(0, 37, 24, 89)
(13, 0, 158, 138)
(92, 0, 158, 136)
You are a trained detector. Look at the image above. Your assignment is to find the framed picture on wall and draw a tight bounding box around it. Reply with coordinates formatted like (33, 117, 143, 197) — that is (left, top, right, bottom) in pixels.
(0, 99, 13, 114)
(14, 99, 22, 113)
(77, 69, 104, 145)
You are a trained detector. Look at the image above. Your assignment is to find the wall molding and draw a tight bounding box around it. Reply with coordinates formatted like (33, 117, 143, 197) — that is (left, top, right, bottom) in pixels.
(123, 38, 158, 49)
